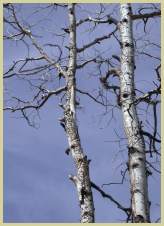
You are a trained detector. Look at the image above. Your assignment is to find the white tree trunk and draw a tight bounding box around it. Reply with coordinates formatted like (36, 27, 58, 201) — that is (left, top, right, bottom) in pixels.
(64, 4, 95, 223)
(119, 4, 150, 222)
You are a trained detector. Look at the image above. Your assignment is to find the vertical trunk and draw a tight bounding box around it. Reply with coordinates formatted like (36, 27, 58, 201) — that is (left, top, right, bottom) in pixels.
(119, 4, 150, 222)
(63, 4, 95, 223)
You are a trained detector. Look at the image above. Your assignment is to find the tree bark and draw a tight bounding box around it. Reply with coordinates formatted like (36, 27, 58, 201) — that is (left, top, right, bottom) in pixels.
(63, 4, 95, 223)
(119, 3, 150, 223)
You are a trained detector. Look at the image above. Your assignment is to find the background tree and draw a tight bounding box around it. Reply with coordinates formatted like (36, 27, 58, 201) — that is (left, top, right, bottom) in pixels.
(3, 3, 161, 223)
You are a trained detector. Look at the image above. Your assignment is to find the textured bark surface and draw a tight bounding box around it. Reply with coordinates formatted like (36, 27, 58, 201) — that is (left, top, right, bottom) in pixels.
(119, 4, 150, 223)
(64, 4, 95, 223)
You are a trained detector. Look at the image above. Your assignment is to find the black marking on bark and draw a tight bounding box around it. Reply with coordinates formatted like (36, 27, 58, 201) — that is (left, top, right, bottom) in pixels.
(127, 72, 131, 75)
(70, 8, 73, 14)
(134, 215, 145, 223)
(81, 186, 91, 205)
(80, 187, 92, 205)
(60, 122, 66, 131)
(122, 18, 128, 23)
(77, 155, 88, 165)
(122, 93, 129, 98)
(128, 146, 140, 155)
(83, 210, 92, 216)
(65, 148, 70, 155)
(133, 189, 141, 194)
(80, 187, 85, 204)
(70, 144, 76, 149)
(77, 157, 84, 164)
(138, 157, 144, 162)
(146, 168, 152, 176)
(132, 163, 140, 169)
(124, 42, 134, 48)
(125, 42, 131, 47)
(62, 28, 70, 33)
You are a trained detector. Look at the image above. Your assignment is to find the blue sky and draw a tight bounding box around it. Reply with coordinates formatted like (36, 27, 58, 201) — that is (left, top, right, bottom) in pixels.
(3, 3, 161, 223)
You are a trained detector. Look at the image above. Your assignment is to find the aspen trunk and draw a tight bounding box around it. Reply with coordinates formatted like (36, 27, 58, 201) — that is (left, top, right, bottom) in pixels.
(119, 3, 150, 223)
(63, 4, 95, 223)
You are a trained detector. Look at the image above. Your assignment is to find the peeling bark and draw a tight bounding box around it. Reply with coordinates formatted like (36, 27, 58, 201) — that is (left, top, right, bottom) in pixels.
(119, 4, 150, 222)
(63, 4, 95, 223)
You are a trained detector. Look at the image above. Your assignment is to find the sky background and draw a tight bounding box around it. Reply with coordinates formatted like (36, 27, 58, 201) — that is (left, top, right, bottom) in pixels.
(3, 3, 161, 223)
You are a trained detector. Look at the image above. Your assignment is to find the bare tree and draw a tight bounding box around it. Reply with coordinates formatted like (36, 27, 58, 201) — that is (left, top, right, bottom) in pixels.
(119, 4, 150, 222)
(61, 4, 95, 222)
(3, 3, 161, 223)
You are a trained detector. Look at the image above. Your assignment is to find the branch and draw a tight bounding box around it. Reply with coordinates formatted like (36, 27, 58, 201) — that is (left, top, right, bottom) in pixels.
(137, 51, 160, 61)
(100, 68, 120, 89)
(135, 86, 161, 104)
(155, 64, 161, 81)
(4, 86, 67, 112)
(77, 28, 117, 53)
(76, 88, 113, 107)
(3, 57, 48, 79)
(76, 58, 97, 69)
(76, 15, 118, 27)
(29, 35, 67, 76)
(91, 182, 131, 216)
(146, 161, 161, 174)
(87, 15, 118, 25)
(5, 4, 66, 77)
(102, 168, 128, 187)
(141, 130, 161, 143)
(132, 11, 161, 20)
